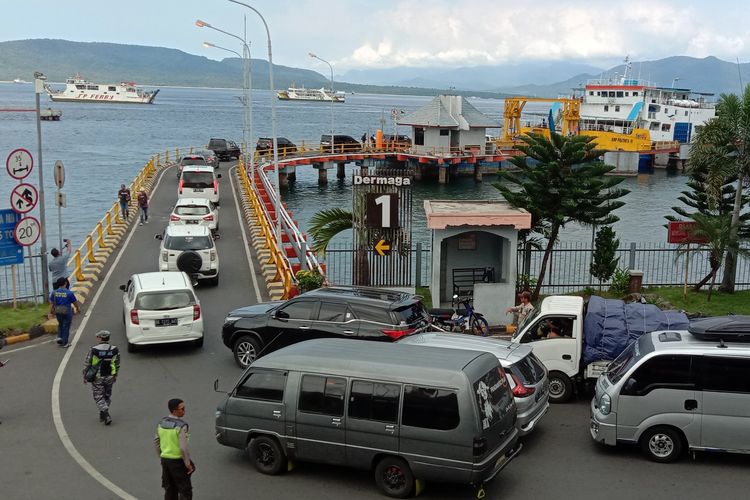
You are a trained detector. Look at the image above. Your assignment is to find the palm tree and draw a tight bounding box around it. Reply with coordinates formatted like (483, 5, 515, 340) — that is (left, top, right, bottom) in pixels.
(688, 85, 750, 292)
(308, 208, 352, 254)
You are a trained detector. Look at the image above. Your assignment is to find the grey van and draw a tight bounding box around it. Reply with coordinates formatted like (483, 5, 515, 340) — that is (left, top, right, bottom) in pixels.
(215, 339, 521, 497)
(590, 323, 750, 462)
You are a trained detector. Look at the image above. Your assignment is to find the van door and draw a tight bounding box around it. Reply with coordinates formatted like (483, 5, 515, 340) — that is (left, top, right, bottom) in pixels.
(345, 380, 401, 469)
(294, 375, 347, 465)
(225, 369, 288, 441)
(616, 354, 701, 444)
(700, 356, 750, 451)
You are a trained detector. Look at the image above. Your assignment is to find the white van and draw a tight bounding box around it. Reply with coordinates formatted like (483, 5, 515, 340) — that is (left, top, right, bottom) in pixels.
(590, 316, 750, 462)
(178, 165, 221, 205)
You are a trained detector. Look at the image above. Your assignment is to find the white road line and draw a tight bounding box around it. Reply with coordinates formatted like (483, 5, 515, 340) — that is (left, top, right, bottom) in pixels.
(50, 166, 172, 500)
(2, 338, 55, 354)
(229, 165, 262, 302)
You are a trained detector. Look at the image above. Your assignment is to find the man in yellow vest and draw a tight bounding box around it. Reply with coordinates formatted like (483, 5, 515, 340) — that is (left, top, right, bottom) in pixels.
(154, 398, 194, 499)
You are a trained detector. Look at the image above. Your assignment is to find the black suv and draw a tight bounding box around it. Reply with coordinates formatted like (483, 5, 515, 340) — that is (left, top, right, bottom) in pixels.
(256, 137, 297, 157)
(208, 138, 241, 161)
(222, 286, 431, 368)
(320, 134, 361, 153)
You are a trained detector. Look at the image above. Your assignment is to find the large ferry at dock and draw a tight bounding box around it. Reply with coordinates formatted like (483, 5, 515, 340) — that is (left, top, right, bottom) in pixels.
(277, 84, 345, 102)
(44, 75, 159, 104)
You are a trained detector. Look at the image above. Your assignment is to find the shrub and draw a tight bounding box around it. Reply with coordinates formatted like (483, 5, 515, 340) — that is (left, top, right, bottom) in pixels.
(295, 269, 325, 293)
(609, 268, 631, 294)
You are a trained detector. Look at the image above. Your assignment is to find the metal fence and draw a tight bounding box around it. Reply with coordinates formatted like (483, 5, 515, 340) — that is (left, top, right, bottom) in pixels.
(0, 248, 45, 304)
(324, 242, 432, 288)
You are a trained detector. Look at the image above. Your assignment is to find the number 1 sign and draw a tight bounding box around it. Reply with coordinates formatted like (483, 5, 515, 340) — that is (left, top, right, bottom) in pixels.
(366, 193, 399, 228)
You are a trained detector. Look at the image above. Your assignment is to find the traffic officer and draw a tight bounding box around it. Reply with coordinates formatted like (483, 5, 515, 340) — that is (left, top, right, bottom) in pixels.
(155, 398, 194, 500)
(82, 330, 120, 425)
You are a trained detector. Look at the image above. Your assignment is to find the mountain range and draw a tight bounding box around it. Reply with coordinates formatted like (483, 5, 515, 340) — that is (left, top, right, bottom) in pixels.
(2, 39, 749, 98)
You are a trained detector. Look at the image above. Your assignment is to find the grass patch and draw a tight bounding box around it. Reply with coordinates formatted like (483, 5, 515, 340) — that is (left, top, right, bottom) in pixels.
(642, 287, 750, 316)
(415, 286, 432, 306)
(0, 303, 49, 334)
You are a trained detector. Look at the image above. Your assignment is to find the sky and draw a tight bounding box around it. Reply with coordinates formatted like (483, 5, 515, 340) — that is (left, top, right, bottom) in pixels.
(2, 0, 750, 73)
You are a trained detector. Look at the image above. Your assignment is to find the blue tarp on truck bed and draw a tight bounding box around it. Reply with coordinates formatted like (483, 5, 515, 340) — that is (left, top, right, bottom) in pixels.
(582, 295, 690, 364)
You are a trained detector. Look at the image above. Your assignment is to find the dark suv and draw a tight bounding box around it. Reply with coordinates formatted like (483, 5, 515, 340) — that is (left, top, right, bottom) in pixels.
(256, 137, 297, 157)
(221, 286, 431, 368)
(320, 134, 361, 153)
(208, 138, 241, 161)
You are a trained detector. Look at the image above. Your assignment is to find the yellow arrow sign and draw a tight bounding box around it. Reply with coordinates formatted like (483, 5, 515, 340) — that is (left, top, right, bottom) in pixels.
(374, 239, 391, 256)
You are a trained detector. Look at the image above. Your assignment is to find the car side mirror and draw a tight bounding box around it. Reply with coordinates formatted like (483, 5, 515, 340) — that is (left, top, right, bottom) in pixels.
(119, 284, 127, 292)
(154, 234, 163, 240)
(274, 310, 289, 320)
(216, 173, 222, 179)
(623, 377, 638, 394)
(213, 378, 228, 394)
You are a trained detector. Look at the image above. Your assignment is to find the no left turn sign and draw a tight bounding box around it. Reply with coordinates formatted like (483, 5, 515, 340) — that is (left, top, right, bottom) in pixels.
(10, 183, 39, 214)
(14, 216, 41, 247)
(6, 148, 34, 180)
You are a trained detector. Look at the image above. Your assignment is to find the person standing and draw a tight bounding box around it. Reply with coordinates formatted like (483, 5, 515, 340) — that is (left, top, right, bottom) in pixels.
(137, 189, 149, 225)
(83, 330, 120, 425)
(49, 277, 80, 347)
(155, 398, 194, 500)
(118, 184, 131, 221)
(506, 291, 534, 325)
(49, 238, 72, 288)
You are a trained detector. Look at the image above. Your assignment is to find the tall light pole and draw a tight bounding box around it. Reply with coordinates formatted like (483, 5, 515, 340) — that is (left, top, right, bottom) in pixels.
(33, 71, 50, 297)
(228, 0, 282, 253)
(196, 20, 254, 187)
(309, 52, 335, 154)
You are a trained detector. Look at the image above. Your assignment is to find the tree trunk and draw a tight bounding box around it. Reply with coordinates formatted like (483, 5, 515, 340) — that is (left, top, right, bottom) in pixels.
(692, 270, 714, 291)
(532, 224, 560, 301)
(353, 247, 370, 286)
(719, 173, 744, 292)
(708, 266, 718, 302)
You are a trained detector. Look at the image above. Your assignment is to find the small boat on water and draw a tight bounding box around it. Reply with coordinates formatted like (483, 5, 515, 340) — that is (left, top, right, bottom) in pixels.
(40, 108, 62, 121)
(44, 75, 159, 104)
(13, 78, 28, 84)
(277, 84, 345, 102)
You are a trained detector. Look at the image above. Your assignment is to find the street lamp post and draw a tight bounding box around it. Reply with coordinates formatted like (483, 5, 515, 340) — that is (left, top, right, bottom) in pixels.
(196, 20, 254, 187)
(309, 52, 335, 154)
(33, 71, 50, 297)
(228, 0, 283, 253)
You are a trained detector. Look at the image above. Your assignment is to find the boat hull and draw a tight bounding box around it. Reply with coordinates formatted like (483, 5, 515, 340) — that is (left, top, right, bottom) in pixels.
(47, 95, 157, 104)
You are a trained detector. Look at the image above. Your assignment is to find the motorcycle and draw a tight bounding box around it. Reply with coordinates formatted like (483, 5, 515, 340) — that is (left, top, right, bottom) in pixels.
(428, 295, 489, 336)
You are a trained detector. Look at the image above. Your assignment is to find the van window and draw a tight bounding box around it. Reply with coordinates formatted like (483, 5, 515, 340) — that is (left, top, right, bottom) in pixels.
(402, 386, 460, 430)
(175, 204, 210, 216)
(298, 375, 346, 416)
(621, 354, 695, 396)
(473, 367, 513, 430)
(318, 302, 351, 322)
(236, 371, 286, 401)
(182, 171, 214, 188)
(607, 334, 654, 383)
(349, 381, 400, 423)
(135, 290, 195, 310)
(350, 304, 392, 324)
(702, 357, 750, 393)
(164, 235, 213, 251)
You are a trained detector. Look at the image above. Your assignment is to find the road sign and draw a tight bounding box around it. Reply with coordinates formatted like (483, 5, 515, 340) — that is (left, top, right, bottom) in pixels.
(366, 193, 400, 228)
(667, 221, 709, 244)
(374, 239, 391, 257)
(0, 209, 23, 266)
(14, 216, 41, 247)
(10, 183, 39, 214)
(6, 148, 34, 180)
(54, 160, 65, 188)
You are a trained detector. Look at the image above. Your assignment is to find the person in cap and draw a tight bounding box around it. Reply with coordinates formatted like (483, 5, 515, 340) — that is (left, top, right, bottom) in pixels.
(506, 291, 534, 325)
(155, 398, 194, 499)
(49, 277, 80, 347)
(82, 330, 120, 425)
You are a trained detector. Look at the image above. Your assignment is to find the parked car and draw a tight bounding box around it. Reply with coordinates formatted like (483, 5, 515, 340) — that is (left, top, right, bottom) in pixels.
(320, 134, 361, 153)
(382, 134, 412, 145)
(169, 198, 219, 232)
(221, 286, 432, 369)
(399, 332, 549, 436)
(215, 338, 521, 498)
(256, 137, 297, 156)
(208, 138, 241, 161)
(178, 165, 221, 205)
(194, 149, 219, 169)
(156, 225, 219, 286)
(119, 271, 203, 352)
(176, 154, 209, 179)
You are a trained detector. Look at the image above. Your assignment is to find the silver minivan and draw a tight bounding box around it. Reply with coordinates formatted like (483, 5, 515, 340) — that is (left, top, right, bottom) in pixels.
(400, 333, 550, 436)
(590, 322, 750, 462)
(215, 339, 521, 497)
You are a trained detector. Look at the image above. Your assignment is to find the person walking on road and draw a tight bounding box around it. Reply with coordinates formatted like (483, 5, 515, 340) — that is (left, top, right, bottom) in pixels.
(83, 330, 120, 425)
(49, 277, 80, 347)
(49, 238, 72, 288)
(155, 398, 194, 500)
(137, 189, 149, 225)
(118, 184, 132, 221)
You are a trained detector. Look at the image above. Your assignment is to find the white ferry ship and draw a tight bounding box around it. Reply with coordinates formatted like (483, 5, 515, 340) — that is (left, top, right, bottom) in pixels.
(44, 75, 159, 104)
(277, 84, 345, 102)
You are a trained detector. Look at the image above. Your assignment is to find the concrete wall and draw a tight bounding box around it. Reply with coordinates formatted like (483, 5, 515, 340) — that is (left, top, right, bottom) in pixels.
(459, 128, 486, 149)
(603, 151, 639, 175)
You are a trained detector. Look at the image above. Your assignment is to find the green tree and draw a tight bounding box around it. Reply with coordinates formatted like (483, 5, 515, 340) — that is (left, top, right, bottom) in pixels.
(688, 85, 750, 292)
(590, 226, 620, 291)
(494, 132, 629, 300)
(308, 208, 352, 254)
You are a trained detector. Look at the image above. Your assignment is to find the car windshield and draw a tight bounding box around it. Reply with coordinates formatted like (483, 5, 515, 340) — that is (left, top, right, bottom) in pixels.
(516, 306, 541, 337)
(135, 290, 195, 310)
(164, 235, 213, 251)
(181, 157, 207, 166)
(175, 205, 209, 216)
(607, 334, 654, 384)
(182, 172, 213, 188)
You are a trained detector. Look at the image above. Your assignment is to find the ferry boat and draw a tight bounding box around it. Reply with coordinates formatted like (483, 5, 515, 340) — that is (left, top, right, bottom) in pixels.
(12, 78, 28, 84)
(44, 75, 159, 104)
(277, 84, 345, 102)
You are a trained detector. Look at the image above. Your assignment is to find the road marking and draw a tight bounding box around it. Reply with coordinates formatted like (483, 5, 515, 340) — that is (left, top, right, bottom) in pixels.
(229, 165, 262, 303)
(2, 338, 55, 354)
(50, 165, 172, 500)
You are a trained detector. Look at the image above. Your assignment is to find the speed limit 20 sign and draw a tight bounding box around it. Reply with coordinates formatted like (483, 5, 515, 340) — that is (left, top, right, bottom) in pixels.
(14, 216, 41, 247)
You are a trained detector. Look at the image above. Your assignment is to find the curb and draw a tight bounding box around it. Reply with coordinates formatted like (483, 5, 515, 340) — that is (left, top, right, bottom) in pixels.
(3, 319, 57, 345)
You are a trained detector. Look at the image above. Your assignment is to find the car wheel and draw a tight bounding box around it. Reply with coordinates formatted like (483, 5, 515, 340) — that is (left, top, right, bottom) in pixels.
(193, 337, 204, 348)
(127, 342, 138, 353)
(248, 436, 287, 475)
(233, 334, 261, 369)
(470, 316, 489, 336)
(208, 276, 219, 287)
(374, 457, 415, 498)
(547, 371, 573, 403)
(640, 426, 684, 463)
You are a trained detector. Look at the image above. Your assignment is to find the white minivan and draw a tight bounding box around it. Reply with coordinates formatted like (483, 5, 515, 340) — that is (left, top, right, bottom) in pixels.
(178, 165, 221, 205)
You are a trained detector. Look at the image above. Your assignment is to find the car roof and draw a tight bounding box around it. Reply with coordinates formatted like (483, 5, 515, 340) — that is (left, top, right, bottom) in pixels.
(540, 295, 583, 315)
(165, 224, 211, 236)
(181, 165, 215, 173)
(132, 271, 191, 291)
(400, 332, 533, 365)
(302, 286, 417, 306)
(181, 154, 206, 159)
(174, 198, 211, 206)
(648, 330, 750, 355)
(253, 338, 491, 387)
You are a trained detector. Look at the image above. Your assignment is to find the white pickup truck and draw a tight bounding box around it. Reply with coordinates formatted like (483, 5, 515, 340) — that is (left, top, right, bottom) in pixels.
(509, 295, 688, 403)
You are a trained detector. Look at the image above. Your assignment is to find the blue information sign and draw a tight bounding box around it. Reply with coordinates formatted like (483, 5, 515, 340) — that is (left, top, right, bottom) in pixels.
(0, 209, 24, 266)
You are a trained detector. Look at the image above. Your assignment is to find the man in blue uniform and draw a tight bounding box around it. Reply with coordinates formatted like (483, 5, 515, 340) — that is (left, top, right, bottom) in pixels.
(49, 277, 79, 347)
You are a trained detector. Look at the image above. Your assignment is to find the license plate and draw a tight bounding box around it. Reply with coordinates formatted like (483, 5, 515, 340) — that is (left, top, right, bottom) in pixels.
(192, 188, 204, 192)
(186, 220, 199, 224)
(495, 454, 508, 469)
(155, 318, 178, 327)
(535, 382, 548, 401)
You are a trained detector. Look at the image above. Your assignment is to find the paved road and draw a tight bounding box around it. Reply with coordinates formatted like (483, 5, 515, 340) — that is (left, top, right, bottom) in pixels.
(2, 162, 748, 499)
